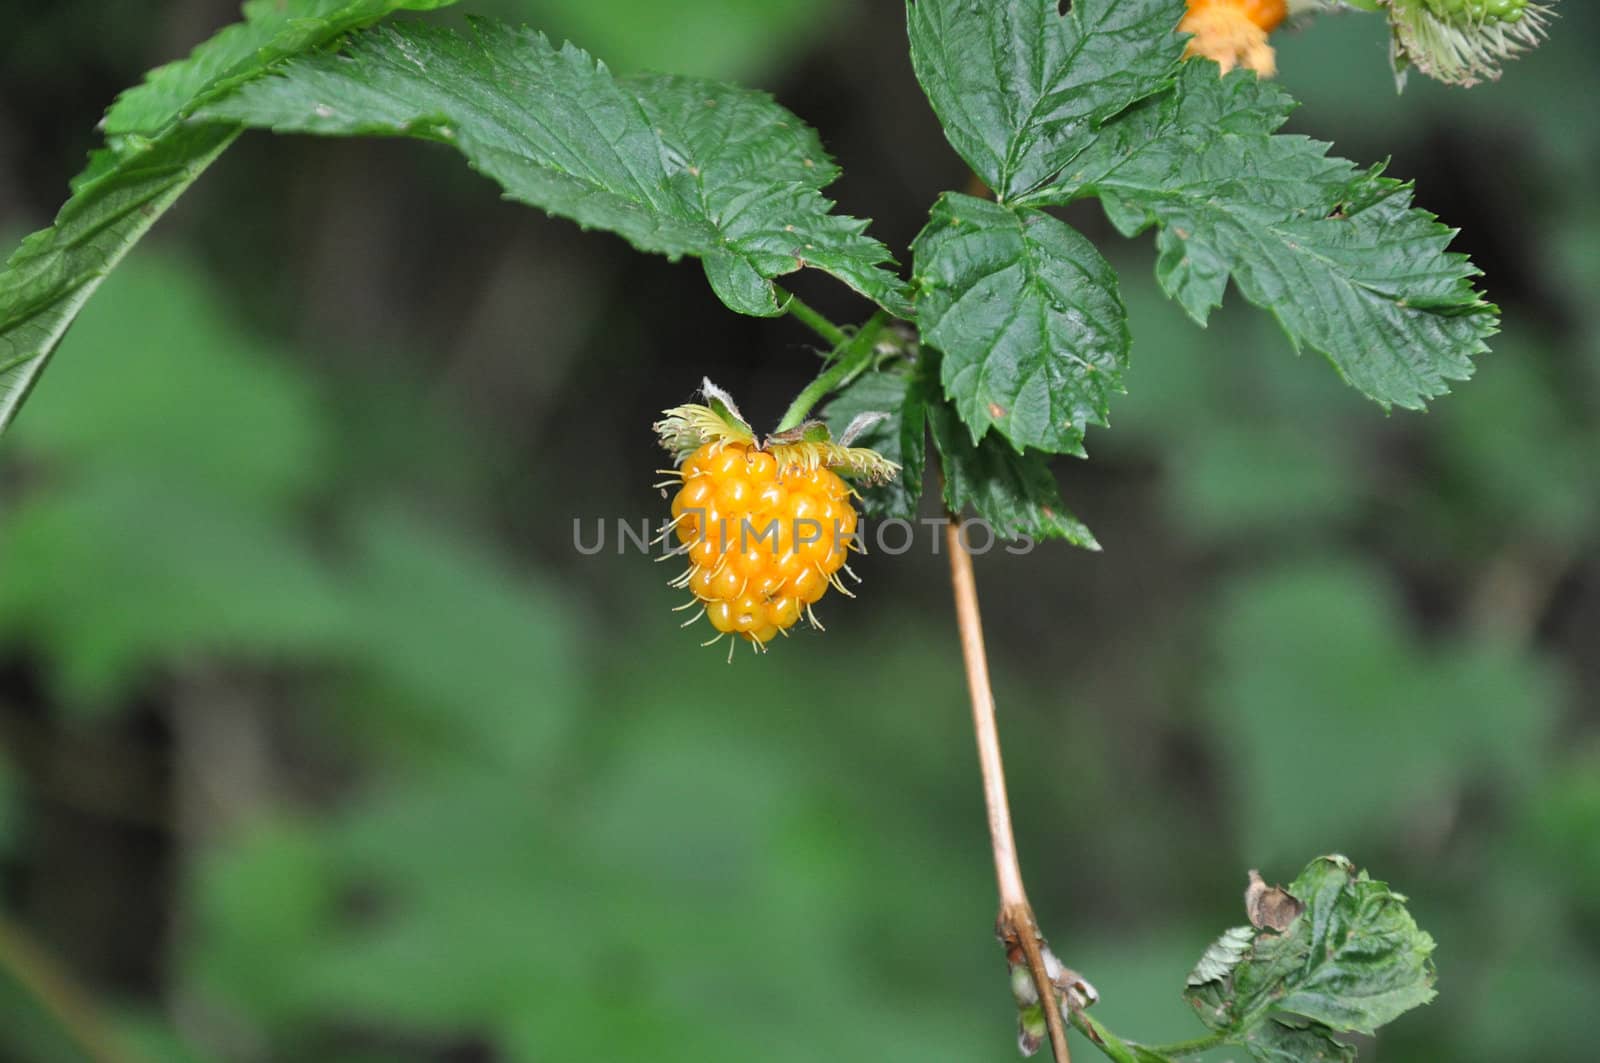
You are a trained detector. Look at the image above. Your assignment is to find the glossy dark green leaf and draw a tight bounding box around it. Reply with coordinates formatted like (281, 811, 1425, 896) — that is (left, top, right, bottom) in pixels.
(0, 0, 458, 434)
(906, 0, 1186, 201)
(914, 192, 1128, 455)
(1028, 63, 1497, 411)
(200, 21, 911, 319)
(0, 126, 237, 432)
(822, 361, 928, 521)
(102, 0, 462, 138)
(927, 390, 1097, 547)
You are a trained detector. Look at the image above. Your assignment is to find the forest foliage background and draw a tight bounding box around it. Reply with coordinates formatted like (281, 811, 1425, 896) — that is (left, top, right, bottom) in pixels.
(0, 2, 1596, 1060)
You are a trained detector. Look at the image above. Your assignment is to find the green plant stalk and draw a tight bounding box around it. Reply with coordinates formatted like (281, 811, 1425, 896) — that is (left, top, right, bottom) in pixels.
(774, 311, 888, 432)
(1070, 1011, 1143, 1063)
(780, 290, 849, 348)
(1071, 1009, 1228, 1062)
(1143, 1032, 1228, 1057)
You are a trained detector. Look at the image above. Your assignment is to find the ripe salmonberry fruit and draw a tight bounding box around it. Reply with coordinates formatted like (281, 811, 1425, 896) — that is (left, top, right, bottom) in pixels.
(653, 381, 897, 659)
(1182, 0, 1288, 77)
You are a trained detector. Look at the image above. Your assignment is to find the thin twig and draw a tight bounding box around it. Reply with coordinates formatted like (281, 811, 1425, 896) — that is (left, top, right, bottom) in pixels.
(945, 515, 1072, 1063)
(0, 914, 136, 1063)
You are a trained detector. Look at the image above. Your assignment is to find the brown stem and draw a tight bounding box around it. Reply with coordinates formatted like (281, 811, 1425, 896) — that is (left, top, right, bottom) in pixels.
(945, 515, 1072, 1063)
(0, 914, 136, 1063)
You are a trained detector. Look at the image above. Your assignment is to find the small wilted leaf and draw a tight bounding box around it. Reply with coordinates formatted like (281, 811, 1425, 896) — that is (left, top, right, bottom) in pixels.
(1185, 855, 1436, 1058)
(1244, 869, 1304, 932)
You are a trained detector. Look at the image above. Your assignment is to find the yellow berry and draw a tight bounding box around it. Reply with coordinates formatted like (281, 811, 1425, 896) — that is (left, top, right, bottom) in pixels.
(668, 441, 858, 652)
(1181, 0, 1286, 77)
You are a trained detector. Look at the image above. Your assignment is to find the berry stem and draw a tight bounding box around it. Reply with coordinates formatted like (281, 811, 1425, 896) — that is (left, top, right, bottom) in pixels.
(778, 290, 848, 348)
(774, 312, 889, 434)
(944, 516, 1073, 1063)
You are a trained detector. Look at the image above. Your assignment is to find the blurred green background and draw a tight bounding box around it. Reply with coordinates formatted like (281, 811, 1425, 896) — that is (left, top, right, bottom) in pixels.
(1, 2, 1596, 1061)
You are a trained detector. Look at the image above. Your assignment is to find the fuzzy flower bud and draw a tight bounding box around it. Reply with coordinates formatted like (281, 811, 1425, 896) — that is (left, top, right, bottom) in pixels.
(1383, 0, 1553, 87)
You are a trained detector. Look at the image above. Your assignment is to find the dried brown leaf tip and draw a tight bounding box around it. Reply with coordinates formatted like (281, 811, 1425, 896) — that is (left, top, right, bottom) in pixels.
(1245, 868, 1305, 932)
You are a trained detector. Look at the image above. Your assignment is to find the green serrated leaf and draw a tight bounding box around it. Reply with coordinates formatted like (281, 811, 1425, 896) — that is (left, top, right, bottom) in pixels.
(1029, 63, 1497, 411)
(1187, 856, 1436, 1053)
(1276, 856, 1437, 1033)
(822, 361, 928, 521)
(906, 0, 1186, 201)
(0, 0, 457, 435)
(0, 126, 238, 432)
(927, 390, 1097, 547)
(103, 0, 462, 139)
(198, 21, 912, 320)
(914, 192, 1128, 456)
(1239, 1019, 1356, 1063)
(1186, 925, 1254, 987)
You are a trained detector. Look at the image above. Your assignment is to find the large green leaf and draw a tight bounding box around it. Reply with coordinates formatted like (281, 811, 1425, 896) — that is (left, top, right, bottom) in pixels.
(0, 126, 237, 433)
(0, 0, 458, 435)
(1186, 856, 1437, 1057)
(1026, 63, 1497, 411)
(102, 0, 462, 138)
(906, 0, 1185, 201)
(199, 21, 912, 319)
(913, 192, 1127, 455)
(927, 389, 1097, 547)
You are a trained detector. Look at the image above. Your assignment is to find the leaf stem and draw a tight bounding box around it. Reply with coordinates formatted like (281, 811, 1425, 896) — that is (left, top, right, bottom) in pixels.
(0, 913, 135, 1063)
(1069, 1011, 1141, 1063)
(773, 312, 888, 433)
(779, 290, 848, 348)
(1070, 1009, 1227, 1061)
(945, 513, 1072, 1063)
(1141, 1031, 1228, 1057)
